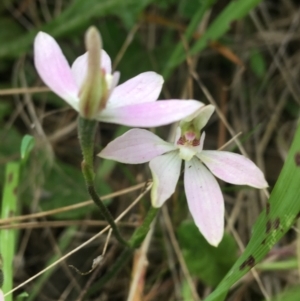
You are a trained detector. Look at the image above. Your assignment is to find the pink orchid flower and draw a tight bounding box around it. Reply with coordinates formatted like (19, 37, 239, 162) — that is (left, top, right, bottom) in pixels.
(98, 105, 268, 246)
(34, 31, 203, 126)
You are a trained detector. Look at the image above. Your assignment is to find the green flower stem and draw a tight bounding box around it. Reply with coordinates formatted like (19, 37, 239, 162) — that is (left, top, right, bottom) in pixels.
(78, 117, 129, 247)
(86, 207, 159, 296)
(86, 183, 129, 247)
(128, 206, 158, 248)
(78, 117, 97, 184)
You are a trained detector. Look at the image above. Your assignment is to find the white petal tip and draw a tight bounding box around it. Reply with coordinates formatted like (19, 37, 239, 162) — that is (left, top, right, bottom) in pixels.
(202, 231, 223, 247)
(208, 238, 222, 247)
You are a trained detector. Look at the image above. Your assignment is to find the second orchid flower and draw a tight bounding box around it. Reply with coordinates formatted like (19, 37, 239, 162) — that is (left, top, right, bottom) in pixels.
(98, 105, 268, 246)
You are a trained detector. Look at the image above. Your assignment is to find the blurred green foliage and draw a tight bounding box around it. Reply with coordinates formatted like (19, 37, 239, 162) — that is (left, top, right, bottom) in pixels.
(250, 49, 267, 79)
(178, 220, 238, 287)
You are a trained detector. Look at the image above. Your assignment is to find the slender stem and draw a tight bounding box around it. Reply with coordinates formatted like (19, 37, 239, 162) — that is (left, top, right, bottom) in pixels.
(87, 184, 129, 247)
(78, 117, 96, 178)
(78, 117, 129, 247)
(129, 207, 158, 248)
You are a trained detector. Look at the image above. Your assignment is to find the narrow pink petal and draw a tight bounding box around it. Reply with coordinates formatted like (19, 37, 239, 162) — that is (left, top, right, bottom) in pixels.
(184, 158, 224, 247)
(0, 290, 3, 301)
(108, 72, 163, 107)
(71, 50, 112, 88)
(34, 32, 79, 109)
(98, 129, 175, 163)
(198, 151, 268, 188)
(98, 100, 203, 127)
(149, 151, 182, 207)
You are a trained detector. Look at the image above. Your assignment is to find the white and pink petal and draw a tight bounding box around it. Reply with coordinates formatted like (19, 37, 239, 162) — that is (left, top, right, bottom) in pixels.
(198, 151, 268, 189)
(150, 151, 182, 207)
(184, 158, 224, 247)
(34, 32, 79, 109)
(108, 72, 163, 107)
(98, 129, 175, 164)
(98, 100, 203, 127)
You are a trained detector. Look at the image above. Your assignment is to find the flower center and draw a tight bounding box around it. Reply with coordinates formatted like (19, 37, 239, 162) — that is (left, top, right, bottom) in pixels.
(177, 131, 200, 147)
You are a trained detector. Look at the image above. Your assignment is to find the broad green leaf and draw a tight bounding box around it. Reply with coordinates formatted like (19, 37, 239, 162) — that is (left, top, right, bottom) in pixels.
(20, 135, 35, 162)
(178, 221, 237, 287)
(204, 123, 300, 301)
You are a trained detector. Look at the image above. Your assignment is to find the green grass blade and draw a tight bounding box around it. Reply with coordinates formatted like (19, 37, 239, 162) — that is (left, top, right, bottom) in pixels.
(164, 0, 263, 76)
(190, 0, 263, 55)
(204, 122, 300, 301)
(0, 162, 20, 301)
(162, 0, 217, 78)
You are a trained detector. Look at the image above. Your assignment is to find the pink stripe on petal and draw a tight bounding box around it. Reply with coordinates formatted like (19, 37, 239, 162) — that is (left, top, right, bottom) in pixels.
(150, 151, 182, 207)
(34, 32, 79, 109)
(98, 100, 203, 127)
(98, 129, 175, 164)
(198, 151, 268, 188)
(108, 72, 163, 107)
(184, 158, 224, 247)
